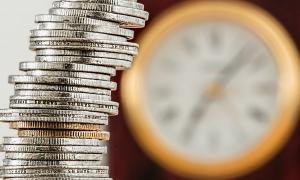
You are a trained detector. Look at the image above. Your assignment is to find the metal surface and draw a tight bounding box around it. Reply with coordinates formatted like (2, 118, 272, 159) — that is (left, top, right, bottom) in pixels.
(0, 0, 148, 178)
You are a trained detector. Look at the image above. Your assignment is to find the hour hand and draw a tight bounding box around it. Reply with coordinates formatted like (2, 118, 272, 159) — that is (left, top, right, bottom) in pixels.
(181, 109, 205, 142)
(181, 97, 210, 143)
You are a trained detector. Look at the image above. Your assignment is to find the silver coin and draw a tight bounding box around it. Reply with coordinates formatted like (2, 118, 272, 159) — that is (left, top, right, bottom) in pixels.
(4, 177, 111, 180)
(10, 95, 118, 105)
(52, 2, 149, 20)
(2, 170, 108, 175)
(9, 76, 117, 90)
(3, 159, 102, 167)
(0, 108, 108, 124)
(49, 8, 145, 28)
(2, 166, 109, 176)
(35, 14, 118, 26)
(9, 100, 117, 116)
(9, 100, 118, 115)
(35, 56, 132, 70)
(5, 152, 103, 161)
(0, 109, 108, 118)
(10, 100, 118, 115)
(35, 49, 133, 61)
(25, 70, 111, 81)
(3, 137, 106, 146)
(37, 22, 134, 39)
(2, 173, 109, 178)
(14, 90, 111, 101)
(30, 29, 127, 42)
(30, 37, 139, 55)
(14, 84, 112, 95)
(66, 0, 144, 10)
(3, 165, 108, 170)
(19, 62, 116, 75)
(2, 165, 109, 169)
(123, 0, 137, 2)
(0, 116, 108, 124)
(1, 144, 107, 154)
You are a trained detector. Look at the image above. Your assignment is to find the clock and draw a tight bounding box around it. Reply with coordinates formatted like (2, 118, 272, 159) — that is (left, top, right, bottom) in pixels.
(121, 1, 300, 178)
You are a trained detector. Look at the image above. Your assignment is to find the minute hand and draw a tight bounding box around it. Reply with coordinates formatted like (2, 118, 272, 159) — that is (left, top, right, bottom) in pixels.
(217, 45, 250, 84)
(181, 45, 251, 142)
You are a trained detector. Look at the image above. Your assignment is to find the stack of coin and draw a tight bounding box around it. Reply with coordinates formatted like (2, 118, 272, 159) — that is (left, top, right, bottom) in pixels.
(0, 0, 148, 179)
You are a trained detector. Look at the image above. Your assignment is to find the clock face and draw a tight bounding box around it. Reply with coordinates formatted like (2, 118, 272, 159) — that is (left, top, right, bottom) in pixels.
(144, 21, 279, 162)
(122, 1, 300, 178)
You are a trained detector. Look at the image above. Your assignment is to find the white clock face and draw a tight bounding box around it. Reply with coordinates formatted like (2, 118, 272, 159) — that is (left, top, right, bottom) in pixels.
(143, 20, 280, 162)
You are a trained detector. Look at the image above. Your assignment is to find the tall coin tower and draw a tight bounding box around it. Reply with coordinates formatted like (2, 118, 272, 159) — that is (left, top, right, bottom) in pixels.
(0, 0, 148, 179)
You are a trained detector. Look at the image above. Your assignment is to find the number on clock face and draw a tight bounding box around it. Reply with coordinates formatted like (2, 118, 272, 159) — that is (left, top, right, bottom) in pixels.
(144, 21, 279, 162)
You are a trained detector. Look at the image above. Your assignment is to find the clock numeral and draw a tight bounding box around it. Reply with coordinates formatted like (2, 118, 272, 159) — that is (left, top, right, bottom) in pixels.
(151, 86, 171, 100)
(160, 106, 178, 123)
(249, 54, 265, 72)
(209, 28, 222, 49)
(160, 59, 179, 73)
(181, 38, 198, 54)
(256, 81, 277, 96)
(248, 106, 268, 123)
(207, 131, 221, 152)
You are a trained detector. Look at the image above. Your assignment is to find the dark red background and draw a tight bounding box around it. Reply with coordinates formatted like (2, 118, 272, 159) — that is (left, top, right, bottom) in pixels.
(109, 0, 300, 180)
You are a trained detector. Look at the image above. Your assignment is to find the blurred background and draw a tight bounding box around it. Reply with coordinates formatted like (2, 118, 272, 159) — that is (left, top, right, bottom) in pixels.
(0, 0, 54, 157)
(0, 0, 300, 180)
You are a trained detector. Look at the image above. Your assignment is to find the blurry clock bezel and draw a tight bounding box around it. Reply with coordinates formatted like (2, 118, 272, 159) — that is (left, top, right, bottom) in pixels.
(121, 1, 300, 178)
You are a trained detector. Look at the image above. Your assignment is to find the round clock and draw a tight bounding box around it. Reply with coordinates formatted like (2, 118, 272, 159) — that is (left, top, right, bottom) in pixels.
(121, 1, 300, 178)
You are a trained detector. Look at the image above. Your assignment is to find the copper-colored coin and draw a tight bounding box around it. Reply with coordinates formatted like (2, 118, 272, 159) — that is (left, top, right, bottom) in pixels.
(18, 130, 110, 141)
(10, 121, 102, 131)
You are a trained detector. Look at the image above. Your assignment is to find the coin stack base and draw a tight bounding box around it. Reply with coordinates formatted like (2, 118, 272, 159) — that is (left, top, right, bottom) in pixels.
(0, 0, 148, 179)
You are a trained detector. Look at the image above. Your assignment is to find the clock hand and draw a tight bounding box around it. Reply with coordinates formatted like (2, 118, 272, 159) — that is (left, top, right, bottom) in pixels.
(217, 44, 250, 84)
(181, 96, 212, 143)
(181, 44, 259, 143)
(181, 45, 249, 143)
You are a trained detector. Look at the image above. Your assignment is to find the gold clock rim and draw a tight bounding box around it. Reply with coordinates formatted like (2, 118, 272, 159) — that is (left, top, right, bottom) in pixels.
(121, 0, 300, 178)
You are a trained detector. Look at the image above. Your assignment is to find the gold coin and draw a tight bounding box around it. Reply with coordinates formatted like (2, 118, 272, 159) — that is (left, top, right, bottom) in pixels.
(18, 130, 110, 140)
(10, 121, 102, 130)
